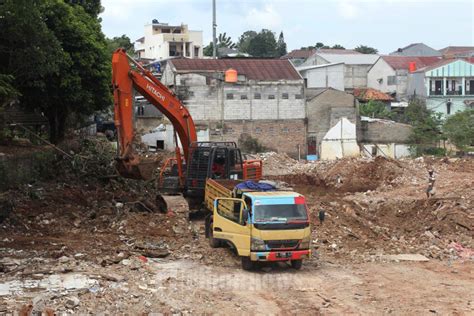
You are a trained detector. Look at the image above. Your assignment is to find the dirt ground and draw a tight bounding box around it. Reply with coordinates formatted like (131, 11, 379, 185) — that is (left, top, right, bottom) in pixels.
(1, 142, 473, 314)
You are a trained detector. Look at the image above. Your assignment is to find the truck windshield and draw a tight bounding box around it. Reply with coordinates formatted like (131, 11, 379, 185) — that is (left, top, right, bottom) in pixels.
(254, 204, 308, 223)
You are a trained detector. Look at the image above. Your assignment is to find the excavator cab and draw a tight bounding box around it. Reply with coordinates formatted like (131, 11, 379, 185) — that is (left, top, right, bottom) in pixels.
(185, 142, 243, 198)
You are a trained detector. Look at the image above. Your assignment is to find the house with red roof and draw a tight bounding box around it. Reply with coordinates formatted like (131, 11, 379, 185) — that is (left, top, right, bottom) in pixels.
(367, 56, 442, 101)
(160, 58, 306, 156)
(407, 58, 474, 116)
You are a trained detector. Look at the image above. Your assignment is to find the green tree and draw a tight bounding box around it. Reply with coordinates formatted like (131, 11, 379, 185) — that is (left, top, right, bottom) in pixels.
(403, 99, 444, 156)
(247, 29, 278, 58)
(276, 31, 287, 57)
(332, 44, 345, 49)
(315, 42, 329, 49)
(106, 35, 134, 56)
(443, 109, 474, 152)
(237, 30, 257, 53)
(359, 100, 393, 119)
(0, 75, 20, 107)
(355, 45, 378, 54)
(0, 0, 111, 143)
(67, 0, 103, 17)
(203, 32, 237, 57)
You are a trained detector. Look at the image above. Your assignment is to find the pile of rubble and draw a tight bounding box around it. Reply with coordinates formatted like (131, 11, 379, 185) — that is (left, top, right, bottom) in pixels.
(267, 154, 474, 263)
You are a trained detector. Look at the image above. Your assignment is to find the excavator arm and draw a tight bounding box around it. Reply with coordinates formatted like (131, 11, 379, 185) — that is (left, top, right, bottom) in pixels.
(111, 48, 197, 181)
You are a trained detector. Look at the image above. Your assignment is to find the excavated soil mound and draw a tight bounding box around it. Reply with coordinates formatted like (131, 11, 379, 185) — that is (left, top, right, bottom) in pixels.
(323, 156, 407, 192)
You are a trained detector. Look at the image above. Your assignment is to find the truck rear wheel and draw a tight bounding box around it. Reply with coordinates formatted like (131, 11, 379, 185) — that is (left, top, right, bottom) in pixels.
(241, 257, 254, 271)
(291, 259, 303, 270)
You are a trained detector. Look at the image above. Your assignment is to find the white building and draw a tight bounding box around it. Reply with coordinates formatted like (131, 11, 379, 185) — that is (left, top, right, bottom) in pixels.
(299, 52, 379, 90)
(135, 21, 203, 60)
(367, 56, 441, 101)
(297, 63, 345, 91)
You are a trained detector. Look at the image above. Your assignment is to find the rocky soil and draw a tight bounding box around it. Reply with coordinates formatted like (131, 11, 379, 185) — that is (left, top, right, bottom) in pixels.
(1, 143, 473, 314)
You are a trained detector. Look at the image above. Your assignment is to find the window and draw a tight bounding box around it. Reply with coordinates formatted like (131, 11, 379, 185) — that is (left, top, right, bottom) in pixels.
(282, 93, 289, 99)
(188, 91, 194, 97)
(206, 77, 212, 85)
(240, 94, 248, 100)
(304, 78, 308, 88)
(216, 199, 241, 223)
(268, 94, 275, 99)
(269, 127, 275, 134)
(226, 93, 234, 100)
(282, 127, 289, 133)
(295, 94, 302, 99)
(387, 76, 397, 85)
(254, 93, 261, 99)
(255, 127, 262, 134)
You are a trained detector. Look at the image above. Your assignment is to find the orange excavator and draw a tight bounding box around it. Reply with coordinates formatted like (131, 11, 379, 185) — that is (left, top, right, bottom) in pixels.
(111, 49, 262, 208)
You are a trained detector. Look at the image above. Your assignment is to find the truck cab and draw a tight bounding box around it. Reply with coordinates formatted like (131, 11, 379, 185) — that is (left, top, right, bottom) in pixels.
(206, 183, 312, 270)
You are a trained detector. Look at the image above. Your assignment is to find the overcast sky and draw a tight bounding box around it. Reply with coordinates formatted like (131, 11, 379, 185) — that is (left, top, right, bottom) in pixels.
(100, 0, 474, 54)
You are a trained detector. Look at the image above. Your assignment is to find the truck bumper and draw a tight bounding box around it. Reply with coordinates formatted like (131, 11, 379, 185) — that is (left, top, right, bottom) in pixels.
(250, 250, 311, 262)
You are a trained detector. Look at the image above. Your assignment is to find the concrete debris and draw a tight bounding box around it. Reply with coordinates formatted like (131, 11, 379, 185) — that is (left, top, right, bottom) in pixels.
(383, 254, 430, 262)
(0, 140, 473, 313)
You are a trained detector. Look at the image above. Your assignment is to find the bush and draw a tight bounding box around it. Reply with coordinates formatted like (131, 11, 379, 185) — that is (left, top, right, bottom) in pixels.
(238, 134, 268, 153)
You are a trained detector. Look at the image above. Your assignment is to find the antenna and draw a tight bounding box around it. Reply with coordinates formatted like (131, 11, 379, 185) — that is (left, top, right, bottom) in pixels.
(212, 0, 217, 59)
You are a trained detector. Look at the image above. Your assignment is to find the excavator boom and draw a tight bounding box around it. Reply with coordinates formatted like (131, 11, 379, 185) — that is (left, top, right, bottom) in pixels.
(111, 49, 197, 181)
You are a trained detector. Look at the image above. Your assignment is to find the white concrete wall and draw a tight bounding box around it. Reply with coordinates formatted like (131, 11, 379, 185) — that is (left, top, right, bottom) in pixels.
(320, 117, 360, 160)
(300, 64, 344, 91)
(361, 143, 411, 159)
(168, 72, 305, 122)
(141, 124, 209, 151)
(368, 59, 396, 93)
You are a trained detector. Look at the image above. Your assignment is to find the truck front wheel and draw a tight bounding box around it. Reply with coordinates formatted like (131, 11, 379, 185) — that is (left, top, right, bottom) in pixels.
(208, 220, 221, 248)
(241, 257, 254, 271)
(291, 259, 303, 270)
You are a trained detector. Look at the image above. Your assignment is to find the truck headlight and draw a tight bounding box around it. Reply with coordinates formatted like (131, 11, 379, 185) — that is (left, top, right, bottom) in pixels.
(251, 237, 266, 251)
(298, 235, 311, 249)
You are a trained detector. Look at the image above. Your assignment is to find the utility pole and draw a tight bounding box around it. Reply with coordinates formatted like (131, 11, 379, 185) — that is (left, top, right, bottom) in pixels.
(212, 0, 217, 59)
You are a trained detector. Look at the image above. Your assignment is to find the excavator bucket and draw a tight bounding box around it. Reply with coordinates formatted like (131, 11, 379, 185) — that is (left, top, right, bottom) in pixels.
(115, 156, 161, 181)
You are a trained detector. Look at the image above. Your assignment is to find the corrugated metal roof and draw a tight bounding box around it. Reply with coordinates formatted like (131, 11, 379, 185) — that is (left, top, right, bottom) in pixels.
(317, 53, 379, 65)
(317, 48, 361, 55)
(282, 48, 361, 60)
(353, 88, 393, 101)
(381, 56, 442, 70)
(415, 58, 474, 77)
(281, 49, 316, 59)
(296, 62, 344, 72)
(439, 46, 474, 55)
(170, 58, 302, 81)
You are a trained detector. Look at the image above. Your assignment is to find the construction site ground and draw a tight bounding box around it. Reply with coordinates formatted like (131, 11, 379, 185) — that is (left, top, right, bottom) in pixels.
(0, 140, 473, 314)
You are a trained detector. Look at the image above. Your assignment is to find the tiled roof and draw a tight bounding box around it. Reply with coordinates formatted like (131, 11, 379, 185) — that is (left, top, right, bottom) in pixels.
(170, 58, 302, 81)
(439, 46, 474, 55)
(281, 49, 316, 59)
(353, 88, 393, 101)
(381, 56, 442, 70)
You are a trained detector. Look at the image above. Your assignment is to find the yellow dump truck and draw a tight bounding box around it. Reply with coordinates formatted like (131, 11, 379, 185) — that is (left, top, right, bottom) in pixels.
(204, 179, 312, 270)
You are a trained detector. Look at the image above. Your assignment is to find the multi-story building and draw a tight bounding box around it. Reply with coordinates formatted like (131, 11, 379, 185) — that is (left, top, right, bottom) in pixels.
(135, 21, 203, 60)
(408, 59, 474, 115)
(161, 58, 306, 156)
(367, 56, 441, 100)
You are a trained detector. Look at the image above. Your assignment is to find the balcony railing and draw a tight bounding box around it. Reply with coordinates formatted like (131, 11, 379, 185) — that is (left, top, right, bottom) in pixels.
(429, 90, 474, 96)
